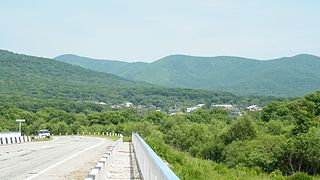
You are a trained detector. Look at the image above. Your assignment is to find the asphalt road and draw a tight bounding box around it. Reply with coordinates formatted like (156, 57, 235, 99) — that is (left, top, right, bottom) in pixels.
(0, 136, 114, 180)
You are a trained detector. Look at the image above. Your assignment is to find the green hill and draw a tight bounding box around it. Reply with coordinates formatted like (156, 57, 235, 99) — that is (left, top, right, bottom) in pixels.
(1, 49, 264, 111)
(55, 54, 320, 97)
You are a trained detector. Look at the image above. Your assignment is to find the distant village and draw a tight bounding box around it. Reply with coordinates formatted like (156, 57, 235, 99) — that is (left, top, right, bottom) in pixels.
(184, 103, 261, 116)
(79, 100, 262, 116)
(108, 101, 261, 116)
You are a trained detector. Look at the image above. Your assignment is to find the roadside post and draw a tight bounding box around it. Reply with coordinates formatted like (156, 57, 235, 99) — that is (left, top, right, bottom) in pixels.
(16, 119, 26, 135)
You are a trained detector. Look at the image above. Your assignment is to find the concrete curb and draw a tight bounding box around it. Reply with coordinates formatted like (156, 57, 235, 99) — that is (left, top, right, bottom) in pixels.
(0, 135, 31, 146)
(84, 134, 123, 180)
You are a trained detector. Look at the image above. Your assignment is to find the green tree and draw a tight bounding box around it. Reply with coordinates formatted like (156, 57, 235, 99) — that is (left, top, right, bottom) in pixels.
(223, 135, 287, 172)
(284, 128, 320, 175)
(223, 116, 257, 145)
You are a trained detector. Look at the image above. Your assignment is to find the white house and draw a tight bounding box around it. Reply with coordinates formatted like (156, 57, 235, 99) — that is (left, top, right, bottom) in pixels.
(124, 102, 133, 108)
(212, 104, 233, 110)
(246, 105, 261, 111)
(186, 104, 205, 113)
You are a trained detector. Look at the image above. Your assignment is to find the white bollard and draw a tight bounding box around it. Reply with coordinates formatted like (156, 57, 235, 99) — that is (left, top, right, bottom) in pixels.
(20, 136, 25, 143)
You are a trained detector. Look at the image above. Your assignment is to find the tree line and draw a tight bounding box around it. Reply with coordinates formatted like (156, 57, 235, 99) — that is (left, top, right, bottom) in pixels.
(0, 92, 319, 179)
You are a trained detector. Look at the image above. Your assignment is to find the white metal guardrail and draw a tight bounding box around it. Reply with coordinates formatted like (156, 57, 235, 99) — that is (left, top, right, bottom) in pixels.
(132, 133, 180, 180)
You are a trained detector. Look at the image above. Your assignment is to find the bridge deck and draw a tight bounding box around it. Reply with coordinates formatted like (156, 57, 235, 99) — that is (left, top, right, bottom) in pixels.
(109, 142, 141, 179)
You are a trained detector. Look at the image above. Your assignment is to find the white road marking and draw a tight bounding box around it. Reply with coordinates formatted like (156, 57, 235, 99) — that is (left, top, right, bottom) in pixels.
(25, 138, 105, 180)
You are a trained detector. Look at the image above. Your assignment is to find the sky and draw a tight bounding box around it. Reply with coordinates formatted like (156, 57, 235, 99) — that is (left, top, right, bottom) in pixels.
(0, 0, 319, 62)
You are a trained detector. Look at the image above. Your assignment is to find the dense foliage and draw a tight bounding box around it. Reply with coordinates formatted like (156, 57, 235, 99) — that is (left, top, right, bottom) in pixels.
(56, 54, 320, 97)
(1, 91, 319, 179)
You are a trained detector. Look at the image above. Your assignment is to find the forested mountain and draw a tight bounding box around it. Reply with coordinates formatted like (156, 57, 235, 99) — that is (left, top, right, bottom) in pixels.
(55, 54, 320, 97)
(0, 50, 149, 99)
(0, 49, 270, 112)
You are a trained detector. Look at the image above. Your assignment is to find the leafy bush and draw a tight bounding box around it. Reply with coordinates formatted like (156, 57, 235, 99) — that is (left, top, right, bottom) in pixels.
(287, 172, 312, 180)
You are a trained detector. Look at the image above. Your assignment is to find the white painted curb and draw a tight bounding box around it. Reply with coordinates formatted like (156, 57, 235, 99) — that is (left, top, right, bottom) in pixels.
(84, 135, 123, 180)
(0, 134, 32, 146)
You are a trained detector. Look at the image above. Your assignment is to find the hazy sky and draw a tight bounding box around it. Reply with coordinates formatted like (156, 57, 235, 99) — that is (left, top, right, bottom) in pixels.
(0, 0, 319, 62)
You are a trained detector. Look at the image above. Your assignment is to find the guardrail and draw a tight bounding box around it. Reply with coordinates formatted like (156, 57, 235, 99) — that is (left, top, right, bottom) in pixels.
(0, 132, 31, 145)
(84, 135, 123, 180)
(132, 132, 180, 180)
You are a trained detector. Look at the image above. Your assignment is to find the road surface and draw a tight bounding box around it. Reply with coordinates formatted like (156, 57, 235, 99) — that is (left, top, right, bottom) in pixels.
(0, 136, 114, 180)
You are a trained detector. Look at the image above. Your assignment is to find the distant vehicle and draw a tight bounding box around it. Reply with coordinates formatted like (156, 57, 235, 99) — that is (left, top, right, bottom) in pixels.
(38, 129, 50, 138)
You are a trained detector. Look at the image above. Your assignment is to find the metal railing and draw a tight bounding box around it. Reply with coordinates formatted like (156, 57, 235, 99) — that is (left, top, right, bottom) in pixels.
(132, 133, 179, 180)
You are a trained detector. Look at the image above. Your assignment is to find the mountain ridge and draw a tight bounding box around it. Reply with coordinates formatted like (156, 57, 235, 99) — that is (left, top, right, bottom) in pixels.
(55, 53, 320, 97)
(55, 53, 320, 63)
(2, 49, 264, 111)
